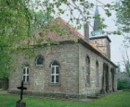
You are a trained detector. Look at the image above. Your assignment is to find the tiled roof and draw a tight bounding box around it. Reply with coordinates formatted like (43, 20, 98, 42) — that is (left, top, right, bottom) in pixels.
(44, 17, 85, 42)
(46, 17, 116, 67)
(27, 17, 85, 45)
(48, 17, 105, 54)
(22, 17, 116, 67)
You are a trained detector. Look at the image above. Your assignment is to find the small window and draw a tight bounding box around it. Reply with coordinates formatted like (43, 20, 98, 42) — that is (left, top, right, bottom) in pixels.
(23, 66, 29, 83)
(36, 55, 44, 66)
(86, 56, 90, 85)
(51, 61, 60, 84)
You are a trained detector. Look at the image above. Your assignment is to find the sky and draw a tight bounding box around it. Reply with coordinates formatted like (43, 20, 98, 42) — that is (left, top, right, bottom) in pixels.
(61, 0, 130, 71)
(94, 0, 130, 70)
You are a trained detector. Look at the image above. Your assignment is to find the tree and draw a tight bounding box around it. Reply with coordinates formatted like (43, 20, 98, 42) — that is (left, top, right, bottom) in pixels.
(0, 0, 111, 77)
(114, 0, 130, 45)
(122, 47, 130, 76)
(1, 0, 112, 46)
(114, 0, 130, 75)
(0, 1, 50, 77)
(114, 0, 130, 32)
(0, 0, 32, 45)
(0, 0, 32, 78)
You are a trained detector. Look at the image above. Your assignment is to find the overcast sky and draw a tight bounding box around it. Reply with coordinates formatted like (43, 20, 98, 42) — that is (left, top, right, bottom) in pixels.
(93, 0, 130, 70)
(61, 0, 130, 71)
(95, 0, 130, 70)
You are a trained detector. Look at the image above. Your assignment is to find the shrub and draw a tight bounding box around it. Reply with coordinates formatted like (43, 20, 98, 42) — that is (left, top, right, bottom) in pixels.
(117, 79, 130, 90)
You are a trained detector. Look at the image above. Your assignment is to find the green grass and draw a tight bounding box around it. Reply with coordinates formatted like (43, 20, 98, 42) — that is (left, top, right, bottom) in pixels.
(0, 91, 130, 107)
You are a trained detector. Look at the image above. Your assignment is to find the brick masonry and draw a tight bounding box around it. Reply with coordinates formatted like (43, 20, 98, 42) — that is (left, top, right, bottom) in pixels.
(9, 42, 117, 98)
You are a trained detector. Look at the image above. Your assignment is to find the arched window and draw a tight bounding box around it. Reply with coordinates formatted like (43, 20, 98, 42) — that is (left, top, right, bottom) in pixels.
(96, 61, 99, 87)
(36, 55, 44, 66)
(23, 65, 29, 83)
(50, 61, 60, 84)
(86, 56, 90, 85)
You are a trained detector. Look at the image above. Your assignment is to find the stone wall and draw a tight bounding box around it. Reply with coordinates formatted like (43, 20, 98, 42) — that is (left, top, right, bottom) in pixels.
(9, 42, 117, 98)
(78, 43, 117, 96)
(90, 38, 111, 59)
(9, 43, 79, 96)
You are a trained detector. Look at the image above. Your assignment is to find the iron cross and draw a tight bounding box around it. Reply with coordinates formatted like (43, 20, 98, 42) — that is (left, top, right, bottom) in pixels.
(17, 81, 27, 101)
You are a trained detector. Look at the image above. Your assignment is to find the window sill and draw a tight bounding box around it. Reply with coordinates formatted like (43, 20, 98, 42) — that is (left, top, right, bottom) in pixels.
(49, 83, 61, 86)
(35, 65, 44, 69)
(36, 65, 44, 67)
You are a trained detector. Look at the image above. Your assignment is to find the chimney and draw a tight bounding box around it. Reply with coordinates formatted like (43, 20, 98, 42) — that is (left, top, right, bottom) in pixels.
(84, 22, 89, 43)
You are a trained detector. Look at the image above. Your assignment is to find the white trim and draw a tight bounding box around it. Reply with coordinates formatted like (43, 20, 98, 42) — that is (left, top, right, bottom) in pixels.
(23, 66, 29, 83)
(51, 64, 59, 84)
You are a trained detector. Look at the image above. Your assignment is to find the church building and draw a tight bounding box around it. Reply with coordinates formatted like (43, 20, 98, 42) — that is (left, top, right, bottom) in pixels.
(9, 6, 117, 98)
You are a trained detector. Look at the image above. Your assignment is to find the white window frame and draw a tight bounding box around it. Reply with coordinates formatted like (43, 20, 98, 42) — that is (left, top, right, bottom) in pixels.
(51, 64, 59, 84)
(23, 66, 29, 83)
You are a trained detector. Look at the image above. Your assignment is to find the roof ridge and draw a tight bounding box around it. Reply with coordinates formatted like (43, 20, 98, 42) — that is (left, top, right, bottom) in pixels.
(54, 17, 85, 39)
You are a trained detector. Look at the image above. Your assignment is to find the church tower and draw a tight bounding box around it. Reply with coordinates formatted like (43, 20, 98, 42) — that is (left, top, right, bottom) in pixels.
(89, 5, 111, 59)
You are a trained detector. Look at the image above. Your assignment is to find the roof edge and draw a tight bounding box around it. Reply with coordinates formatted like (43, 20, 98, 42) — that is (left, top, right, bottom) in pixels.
(90, 36, 111, 42)
(78, 39, 117, 67)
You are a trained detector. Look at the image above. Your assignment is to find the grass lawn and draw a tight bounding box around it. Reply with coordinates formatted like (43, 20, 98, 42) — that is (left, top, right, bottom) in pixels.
(0, 91, 130, 107)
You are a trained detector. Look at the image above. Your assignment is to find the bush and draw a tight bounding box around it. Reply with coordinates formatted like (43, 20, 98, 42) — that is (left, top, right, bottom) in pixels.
(117, 79, 130, 90)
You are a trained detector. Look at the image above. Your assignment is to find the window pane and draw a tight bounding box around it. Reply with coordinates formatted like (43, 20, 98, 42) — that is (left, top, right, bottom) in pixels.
(88, 67, 90, 73)
(56, 76, 59, 83)
(56, 67, 59, 74)
(27, 76, 29, 82)
(37, 56, 44, 65)
(51, 76, 54, 83)
(23, 68, 25, 74)
(52, 67, 54, 74)
(27, 68, 29, 74)
(87, 74, 90, 84)
(23, 76, 25, 82)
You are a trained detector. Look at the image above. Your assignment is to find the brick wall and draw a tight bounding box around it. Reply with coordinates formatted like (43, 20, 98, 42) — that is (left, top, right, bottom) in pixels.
(9, 42, 117, 98)
(9, 43, 79, 96)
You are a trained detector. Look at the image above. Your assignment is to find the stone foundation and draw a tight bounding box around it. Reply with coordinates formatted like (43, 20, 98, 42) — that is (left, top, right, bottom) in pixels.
(9, 90, 91, 99)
